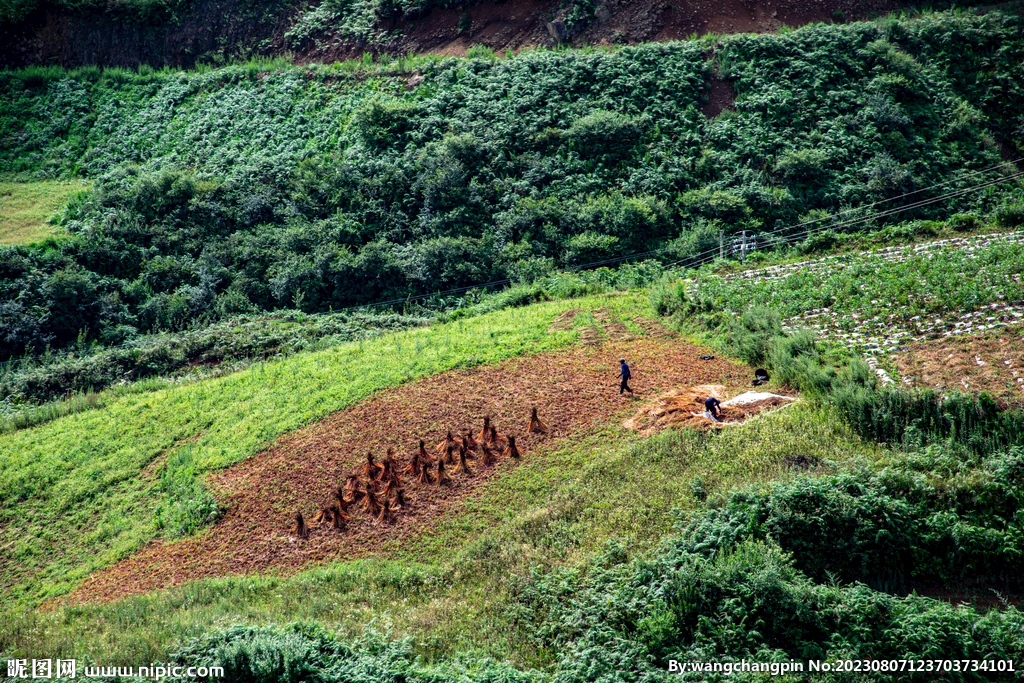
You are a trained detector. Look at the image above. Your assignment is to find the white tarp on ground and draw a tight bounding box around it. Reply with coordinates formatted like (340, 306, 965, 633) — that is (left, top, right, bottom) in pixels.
(721, 391, 798, 407)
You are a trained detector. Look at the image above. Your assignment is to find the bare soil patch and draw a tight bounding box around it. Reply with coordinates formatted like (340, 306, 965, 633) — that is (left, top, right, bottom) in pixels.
(892, 327, 1024, 404)
(701, 77, 737, 118)
(59, 328, 754, 606)
(308, 0, 923, 63)
(1, 0, 928, 71)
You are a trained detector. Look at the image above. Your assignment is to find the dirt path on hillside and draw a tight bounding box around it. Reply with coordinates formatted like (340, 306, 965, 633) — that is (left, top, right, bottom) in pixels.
(60, 324, 756, 606)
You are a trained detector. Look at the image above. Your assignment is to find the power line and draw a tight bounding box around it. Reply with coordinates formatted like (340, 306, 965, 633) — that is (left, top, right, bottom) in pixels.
(3, 162, 1022, 369)
(664, 166, 1024, 270)
(752, 157, 1024, 242)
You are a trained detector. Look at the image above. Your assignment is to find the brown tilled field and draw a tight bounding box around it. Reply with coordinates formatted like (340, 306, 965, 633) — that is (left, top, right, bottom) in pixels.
(59, 320, 770, 606)
(892, 327, 1024, 405)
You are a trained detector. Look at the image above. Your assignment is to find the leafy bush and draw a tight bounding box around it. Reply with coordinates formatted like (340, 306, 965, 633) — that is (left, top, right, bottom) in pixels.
(0, 12, 1021, 360)
(517, 538, 1024, 683)
(680, 451, 1024, 590)
(995, 200, 1024, 228)
(170, 625, 545, 683)
(0, 308, 431, 407)
(466, 44, 497, 61)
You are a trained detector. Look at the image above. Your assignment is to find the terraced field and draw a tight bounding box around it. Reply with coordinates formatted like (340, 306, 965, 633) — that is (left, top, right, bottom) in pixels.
(693, 231, 1024, 356)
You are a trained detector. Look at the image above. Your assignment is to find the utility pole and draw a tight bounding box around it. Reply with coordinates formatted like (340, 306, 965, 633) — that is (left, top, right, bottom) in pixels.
(719, 231, 724, 260)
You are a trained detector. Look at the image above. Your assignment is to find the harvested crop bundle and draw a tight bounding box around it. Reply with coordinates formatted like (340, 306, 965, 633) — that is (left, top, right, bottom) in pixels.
(376, 501, 398, 525)
(378, 448, 399, 481)
(479, 441, 497, 467)
(444, 443, 457, 465)
(435, 430, 456, 456)
(313, 506, 333, 525)
(479, 416, 491, 444)
(462, 430, 478, 451)
(503, 435, 521, 460)
(402, 451, 421, 478)
(529, 407, 547, 434)
(489, 424, 504, 449)
(437, 459, 452, 486)
(293, 511, 310, 539)
(363, 483, 383, 517)
(364, 451, 382, 480)
(331, 504, 349, 529)
(344, 474, 365, 502)
(454, 444, 474, 475)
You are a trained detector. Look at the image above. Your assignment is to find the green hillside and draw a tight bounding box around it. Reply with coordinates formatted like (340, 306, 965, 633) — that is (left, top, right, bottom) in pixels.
(3, 9, 1024, 683)
(1, 10, 1022, 362)
(0, 294, 595, 606)
(3, 232, 1024, 681)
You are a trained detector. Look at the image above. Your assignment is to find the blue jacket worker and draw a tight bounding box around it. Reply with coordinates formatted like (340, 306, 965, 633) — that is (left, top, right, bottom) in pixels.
(705, 396, 721, 419)
(617, 358, 633, 395)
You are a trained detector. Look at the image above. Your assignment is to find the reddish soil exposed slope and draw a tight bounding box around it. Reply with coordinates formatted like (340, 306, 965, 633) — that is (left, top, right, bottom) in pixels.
(375, 0, 911, 59)
(60, 327, 757, 606)
(3, 0, 923, 69)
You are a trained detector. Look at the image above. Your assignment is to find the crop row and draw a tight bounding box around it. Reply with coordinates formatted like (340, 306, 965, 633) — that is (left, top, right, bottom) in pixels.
(691, 230, 1024, 354)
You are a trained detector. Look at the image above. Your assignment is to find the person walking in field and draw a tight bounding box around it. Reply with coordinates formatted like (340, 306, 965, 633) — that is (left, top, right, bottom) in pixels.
(617, 358, 634, 395)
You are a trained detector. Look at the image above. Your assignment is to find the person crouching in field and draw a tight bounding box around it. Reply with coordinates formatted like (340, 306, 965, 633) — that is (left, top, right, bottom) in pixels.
(617, 358, 634, 395)
(704, 396, 722, 422)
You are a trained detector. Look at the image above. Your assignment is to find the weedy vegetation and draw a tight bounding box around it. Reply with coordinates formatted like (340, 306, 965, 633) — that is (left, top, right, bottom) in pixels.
(2, 11, 1024, 683)
(0, 11, 1022, 362)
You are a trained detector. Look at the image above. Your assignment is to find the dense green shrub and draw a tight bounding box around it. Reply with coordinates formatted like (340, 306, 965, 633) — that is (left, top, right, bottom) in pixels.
(170, 625, 545, 683)
(0, 259, 666, 410)
(1, 12, 1021, 359)
(0, 308, 430, 407)
(528, 539, 1024, 682)
(995, 200, 1024, 228)
(679, 450, 1024, 590)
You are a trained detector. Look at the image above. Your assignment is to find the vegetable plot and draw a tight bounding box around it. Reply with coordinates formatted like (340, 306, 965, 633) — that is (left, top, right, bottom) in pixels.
(690, 231, 1024, 355)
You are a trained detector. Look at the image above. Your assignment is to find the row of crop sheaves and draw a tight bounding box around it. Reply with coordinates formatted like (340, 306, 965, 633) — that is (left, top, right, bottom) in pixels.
(291, 410, 546, 538)
(692, 231, 1024, 356)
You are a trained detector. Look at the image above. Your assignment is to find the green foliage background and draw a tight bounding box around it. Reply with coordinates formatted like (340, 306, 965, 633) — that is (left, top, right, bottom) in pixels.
(1, 11, 1023, 362)
(3, 13, 1024, 681)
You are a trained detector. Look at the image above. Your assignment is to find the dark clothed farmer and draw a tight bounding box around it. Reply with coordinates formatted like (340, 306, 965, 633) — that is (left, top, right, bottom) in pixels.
(617, 358, 633, 395)
(705, 396, 721, 419)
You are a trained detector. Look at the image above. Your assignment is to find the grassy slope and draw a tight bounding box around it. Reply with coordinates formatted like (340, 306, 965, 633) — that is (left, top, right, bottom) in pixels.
(4, 229, 1018, 666)
(0, 293, 635, 607)
(2, 403, 882, 666)
(0, 180, 87, 244)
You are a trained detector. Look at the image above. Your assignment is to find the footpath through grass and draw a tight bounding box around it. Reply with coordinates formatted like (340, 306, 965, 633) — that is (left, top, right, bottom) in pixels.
(0, 180, 88, 245)
(0, 293, 626, 608)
